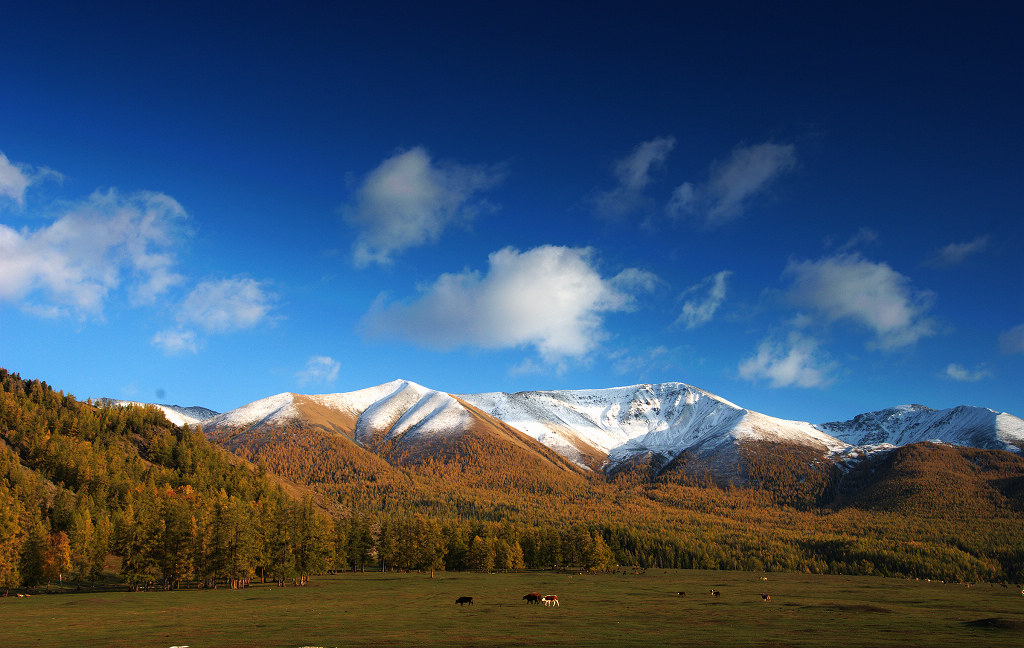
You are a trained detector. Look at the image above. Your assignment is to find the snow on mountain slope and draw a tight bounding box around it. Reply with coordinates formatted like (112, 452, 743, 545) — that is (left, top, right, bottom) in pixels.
(171, 379, 1023, 477)
(353, 380, 474, 444)
(203, 392, 299, 430)
(203, 379, 478, 448)
(817, 405, 1024, 453)
(460, 383, 848, 470)
(105, 399, 219, 428)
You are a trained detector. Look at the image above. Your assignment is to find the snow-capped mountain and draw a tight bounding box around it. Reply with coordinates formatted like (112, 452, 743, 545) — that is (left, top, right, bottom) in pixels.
(459, 383, 847, 470)
(201, 380, 477, 445)
(817, 404, 1024, 453)
(200, 379, 579, 474)
(165, 379, 1024, 480)
(103, 399, 219, 428)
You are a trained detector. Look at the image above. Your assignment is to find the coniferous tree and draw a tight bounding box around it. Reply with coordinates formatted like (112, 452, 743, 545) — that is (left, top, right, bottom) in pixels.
(292, 496, 332, 585)
(45, 531, 73, 586)
(19, 516, 48, 590)
(0, 486, 22, 594)
(467, 535, 494, 571)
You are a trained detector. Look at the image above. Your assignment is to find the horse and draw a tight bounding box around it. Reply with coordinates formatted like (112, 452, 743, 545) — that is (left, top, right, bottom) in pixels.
(542, 594, 559, 607)
(455, 596, 473, 605)
(523, 592, 542, 604)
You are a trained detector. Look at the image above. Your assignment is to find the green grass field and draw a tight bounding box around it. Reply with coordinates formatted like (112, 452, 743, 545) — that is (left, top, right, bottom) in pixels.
(2, 570, 1023, 647)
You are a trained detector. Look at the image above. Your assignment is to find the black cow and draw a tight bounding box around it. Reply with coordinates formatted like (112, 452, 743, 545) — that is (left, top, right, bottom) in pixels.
(523, 592, 542, 604)
(456, 596, 473, 606)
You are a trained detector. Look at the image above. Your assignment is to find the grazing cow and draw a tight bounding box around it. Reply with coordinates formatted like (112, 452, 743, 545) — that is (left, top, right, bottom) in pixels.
(676, 591, 686, 597)
(542, 594, 559, 607)
(761, 594, 771, 602)
(455, 596, 473, 606)
(759, 577, 768, 581)
(710, 589, 721, 597)
(523, 592, 542, 604)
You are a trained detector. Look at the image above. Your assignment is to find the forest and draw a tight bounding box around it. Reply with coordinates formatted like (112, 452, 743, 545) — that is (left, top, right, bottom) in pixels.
(1, 368, 1023, 595)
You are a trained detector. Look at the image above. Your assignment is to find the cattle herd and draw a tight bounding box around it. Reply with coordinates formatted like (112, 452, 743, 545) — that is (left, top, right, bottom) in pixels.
(454, 592, 560, 607)
(455, 585, 778, 607)
(453, 577, 1024, 610)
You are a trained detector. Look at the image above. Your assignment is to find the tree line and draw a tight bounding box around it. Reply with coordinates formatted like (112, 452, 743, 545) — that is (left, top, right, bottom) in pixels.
(2, 367, 1023, 593)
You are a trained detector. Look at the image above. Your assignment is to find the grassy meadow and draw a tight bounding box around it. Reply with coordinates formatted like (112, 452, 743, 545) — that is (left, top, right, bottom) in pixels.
(2, 569, 1023, 648)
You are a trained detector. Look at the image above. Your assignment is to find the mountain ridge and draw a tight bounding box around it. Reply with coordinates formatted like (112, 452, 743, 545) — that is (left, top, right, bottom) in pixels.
(174, 379, 1023, 485)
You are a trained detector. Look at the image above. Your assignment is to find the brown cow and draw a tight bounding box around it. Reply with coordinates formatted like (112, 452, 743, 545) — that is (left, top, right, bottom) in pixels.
(523, 592, 542, 604)
(542, 594, 559, 607)
(761, 594, 771, 602)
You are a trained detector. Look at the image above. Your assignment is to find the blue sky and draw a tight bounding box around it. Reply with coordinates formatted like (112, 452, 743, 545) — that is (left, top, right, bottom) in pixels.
(1, 1, 1021, 423)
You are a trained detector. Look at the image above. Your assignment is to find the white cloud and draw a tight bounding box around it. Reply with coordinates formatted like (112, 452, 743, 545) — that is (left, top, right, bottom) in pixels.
(362, 245, 656, 362)
(784, 253, 936, 350)
(297, 355, 341, 385)
(1000, 324, 1024, 355)
(738, 332, 836, 388)
(0, 189, 187, 317)
(178, 277, 275, 332)
(151, 329, 200, 355)
(943, 363, 991, 382)
(677, 270, 731, 329)
(0, 152, 32, 206)
(669, 142, 796, 227)
(928, 235, 990, 267)
(344, 147, 504, 267)
(593, 136, 675, 218)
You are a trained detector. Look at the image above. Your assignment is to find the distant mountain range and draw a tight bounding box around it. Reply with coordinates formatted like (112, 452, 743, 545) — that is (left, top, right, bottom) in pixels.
(111, 379, 1024, 483)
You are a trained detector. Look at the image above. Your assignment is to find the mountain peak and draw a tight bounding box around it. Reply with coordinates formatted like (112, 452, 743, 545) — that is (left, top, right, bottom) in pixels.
(186, 379, 1022, 482)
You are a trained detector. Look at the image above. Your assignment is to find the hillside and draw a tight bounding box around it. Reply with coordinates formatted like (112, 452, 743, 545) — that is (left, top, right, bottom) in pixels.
(0, 369, 342, 592)
(4, 367, 1024, 588)
(190, 377, 1024, 582)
